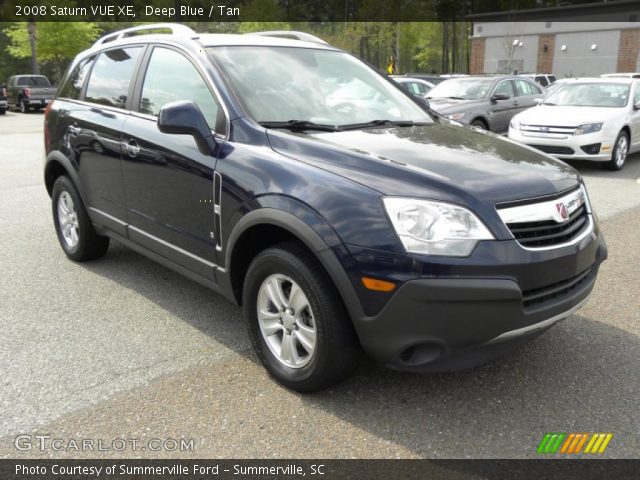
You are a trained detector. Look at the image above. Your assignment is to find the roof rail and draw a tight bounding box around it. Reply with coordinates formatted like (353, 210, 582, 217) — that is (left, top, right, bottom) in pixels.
(246, 31, 328, 45)
(92, 23, 196, 48)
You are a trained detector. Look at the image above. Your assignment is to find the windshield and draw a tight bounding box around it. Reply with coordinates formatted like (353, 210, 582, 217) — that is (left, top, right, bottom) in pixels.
(207, 46, 432, 127)
(427, 78, 495, 100)
(542, 82, 630, 107)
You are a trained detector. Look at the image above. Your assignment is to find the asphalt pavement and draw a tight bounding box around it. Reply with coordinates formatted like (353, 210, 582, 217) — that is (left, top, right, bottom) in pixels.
(0, 112, 638, 458)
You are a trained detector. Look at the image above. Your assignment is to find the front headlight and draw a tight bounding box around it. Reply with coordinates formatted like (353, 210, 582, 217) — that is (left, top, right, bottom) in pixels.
(573, 123, 603, 135)
(447, 112, 465, 121)
(383, 197, 494, 256)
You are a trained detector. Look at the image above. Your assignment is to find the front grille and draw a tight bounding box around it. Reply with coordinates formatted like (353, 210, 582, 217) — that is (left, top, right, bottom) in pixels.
(528, 144, 575, 155)
(522, 267, 593, 309)
(506, 204, 588, 247)
(520, 124, 576, 135)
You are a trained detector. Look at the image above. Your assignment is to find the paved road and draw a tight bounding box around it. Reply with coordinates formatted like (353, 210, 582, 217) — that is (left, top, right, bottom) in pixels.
(1, 112, 639, 458)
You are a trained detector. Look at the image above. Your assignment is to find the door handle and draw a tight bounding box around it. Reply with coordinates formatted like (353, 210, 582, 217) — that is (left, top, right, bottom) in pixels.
(513, 101, 519, 107)
(125, 139, 140, 158)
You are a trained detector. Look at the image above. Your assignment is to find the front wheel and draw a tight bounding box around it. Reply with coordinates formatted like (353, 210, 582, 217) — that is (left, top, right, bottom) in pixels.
(243, 242, 360, 392)
(51, 176, 110, 261)
(471, 119, 487, 130)
(605, 131, 629, 171)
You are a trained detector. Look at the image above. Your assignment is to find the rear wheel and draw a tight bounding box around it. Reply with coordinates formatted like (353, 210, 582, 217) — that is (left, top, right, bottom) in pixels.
(605, 131, 628, 171)
(0, 108, 5, 115)
(51, 176, 109, 261)
(243, 242, 360, 392)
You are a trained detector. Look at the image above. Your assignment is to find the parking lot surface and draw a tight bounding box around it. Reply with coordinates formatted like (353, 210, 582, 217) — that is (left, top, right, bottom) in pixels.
(1, 112, 639, 458)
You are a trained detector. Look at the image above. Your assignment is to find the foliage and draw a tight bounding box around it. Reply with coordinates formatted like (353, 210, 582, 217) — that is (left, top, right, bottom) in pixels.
(4, 22, 100, 81)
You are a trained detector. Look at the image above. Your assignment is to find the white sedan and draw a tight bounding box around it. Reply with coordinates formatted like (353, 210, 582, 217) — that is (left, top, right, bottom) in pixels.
(508, 78, 640, 170)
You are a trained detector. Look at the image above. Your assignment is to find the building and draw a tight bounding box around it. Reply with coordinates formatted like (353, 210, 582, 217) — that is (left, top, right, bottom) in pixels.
(469, 1, 640, 78)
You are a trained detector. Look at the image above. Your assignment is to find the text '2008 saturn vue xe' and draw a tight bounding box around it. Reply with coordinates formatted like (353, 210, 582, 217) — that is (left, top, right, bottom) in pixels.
(44, 25, 607, 392)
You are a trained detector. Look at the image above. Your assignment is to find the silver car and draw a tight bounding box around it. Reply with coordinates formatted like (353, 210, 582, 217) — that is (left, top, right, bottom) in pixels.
(427, 76, 545, 133)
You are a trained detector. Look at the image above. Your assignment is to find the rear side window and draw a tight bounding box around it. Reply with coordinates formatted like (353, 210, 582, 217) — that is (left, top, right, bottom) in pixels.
(17, 76, 50, 87)
(139, 47, 222, 131)
(58, 56, 95, 100)
(514, 79, 542, 96)
(85, 47, 142, 109)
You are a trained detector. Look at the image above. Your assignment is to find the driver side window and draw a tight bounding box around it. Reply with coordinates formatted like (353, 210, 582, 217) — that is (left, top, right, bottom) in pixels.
(140, 47, 225, 134)
(494, 80, 514, 98)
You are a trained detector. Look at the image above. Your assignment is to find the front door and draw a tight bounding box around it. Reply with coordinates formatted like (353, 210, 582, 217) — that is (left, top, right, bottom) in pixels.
(121, 46, 227, 282)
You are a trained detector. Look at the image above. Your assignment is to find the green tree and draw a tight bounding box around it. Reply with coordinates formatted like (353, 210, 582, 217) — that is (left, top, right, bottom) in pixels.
(5, 22, 100, 82)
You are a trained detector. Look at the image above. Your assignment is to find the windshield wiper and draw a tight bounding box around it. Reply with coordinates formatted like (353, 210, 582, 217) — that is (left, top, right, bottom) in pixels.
(259, 120, 339, 132)
(339, 119, 429, 131)
(427, 96, 466, 100)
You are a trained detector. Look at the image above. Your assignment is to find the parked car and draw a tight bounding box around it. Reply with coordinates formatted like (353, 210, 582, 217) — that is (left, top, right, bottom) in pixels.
(6, 75, 57, 113)
(520, 73, 557, 87)
(391, 76, 434, 99)
(0, 83, 7, 115)
(600, 73, 640, 79)
(427, 75, 545, 133)
(508, 77, 639, 170)
(45, 24, 606, 392)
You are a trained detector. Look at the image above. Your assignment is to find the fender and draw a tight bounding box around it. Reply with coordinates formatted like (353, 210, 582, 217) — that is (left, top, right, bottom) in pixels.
(222, 203, 365, 322)
(44, 150, 86, 201)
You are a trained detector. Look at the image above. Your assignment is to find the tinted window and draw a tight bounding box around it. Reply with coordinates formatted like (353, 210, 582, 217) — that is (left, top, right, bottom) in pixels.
(494, 80, 515, 97)
(140, 47, 221, 131)
(17, 76, 51, 87)
(58, 56, 95, 100)
(536, 76, 549, 87)
(85, 47, 142, 109)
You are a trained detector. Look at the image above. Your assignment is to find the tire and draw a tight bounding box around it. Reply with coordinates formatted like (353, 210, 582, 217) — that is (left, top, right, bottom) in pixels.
(471, 118, 487, 130)
(51, 176, 109, 261)
(0, 109, 5, 115)
(243, 242, 360, 392)
(605, 131, 629, 171)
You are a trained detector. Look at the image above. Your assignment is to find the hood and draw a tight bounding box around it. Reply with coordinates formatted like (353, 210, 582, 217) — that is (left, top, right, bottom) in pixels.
(514, 104, 624, 126)
(428, 97, 484, 114)
(266, 122, 579, 211)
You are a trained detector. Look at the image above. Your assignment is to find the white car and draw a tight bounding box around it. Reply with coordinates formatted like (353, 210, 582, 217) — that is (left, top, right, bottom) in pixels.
(508, 78, 640, 170)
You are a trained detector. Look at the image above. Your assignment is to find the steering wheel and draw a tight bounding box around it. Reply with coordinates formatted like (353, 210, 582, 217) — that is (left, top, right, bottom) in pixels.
(332, 102, 358, 115)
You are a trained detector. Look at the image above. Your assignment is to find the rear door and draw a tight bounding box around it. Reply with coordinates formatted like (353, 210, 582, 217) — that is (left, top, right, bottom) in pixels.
(121, 45, 227, 282)
(67, 46, 144, 234)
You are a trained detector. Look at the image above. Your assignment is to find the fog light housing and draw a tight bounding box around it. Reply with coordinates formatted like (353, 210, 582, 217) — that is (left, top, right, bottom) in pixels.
(580, 143, 601, 155)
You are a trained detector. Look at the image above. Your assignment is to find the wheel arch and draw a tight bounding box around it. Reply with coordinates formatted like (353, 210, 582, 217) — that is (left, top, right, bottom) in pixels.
(44, 152, 82, 199)
(224, 207, 364, 323)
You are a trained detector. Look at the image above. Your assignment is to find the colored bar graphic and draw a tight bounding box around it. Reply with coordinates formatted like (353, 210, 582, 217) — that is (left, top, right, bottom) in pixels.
(538, 433, 613, 455)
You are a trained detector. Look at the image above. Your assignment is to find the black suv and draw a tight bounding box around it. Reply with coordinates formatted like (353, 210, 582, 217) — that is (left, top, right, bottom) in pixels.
(44, 24, 607, 392)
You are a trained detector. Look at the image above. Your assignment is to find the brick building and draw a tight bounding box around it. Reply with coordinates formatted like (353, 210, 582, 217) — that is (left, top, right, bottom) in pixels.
(469, 1, 640, 78)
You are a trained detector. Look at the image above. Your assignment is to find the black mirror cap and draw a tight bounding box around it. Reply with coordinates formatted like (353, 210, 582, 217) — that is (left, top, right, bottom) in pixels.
(492, 93, 510, 101)
(158, 100, 216, 156)
(416, 96, 430, 110)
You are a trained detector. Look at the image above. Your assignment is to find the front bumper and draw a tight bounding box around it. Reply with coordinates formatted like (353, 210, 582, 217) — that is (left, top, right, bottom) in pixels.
(508, 128, 613, 161)
(24, 98, 51, 107)
(0, 100, 7, 108)
(349, 224, 607, 372)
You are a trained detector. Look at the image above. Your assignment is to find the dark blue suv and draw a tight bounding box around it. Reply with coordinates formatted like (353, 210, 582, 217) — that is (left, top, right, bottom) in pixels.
(44, 24, 607, 391)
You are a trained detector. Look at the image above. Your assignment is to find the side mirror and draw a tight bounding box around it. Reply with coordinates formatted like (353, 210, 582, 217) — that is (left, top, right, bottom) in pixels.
(634, 101, 640, 110)
(416, 96, 430, 110)
(158, 100, 216, 156)
(491, 92, 510, 101)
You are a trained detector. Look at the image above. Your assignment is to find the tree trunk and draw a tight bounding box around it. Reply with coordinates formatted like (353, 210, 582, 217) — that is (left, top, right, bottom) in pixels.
(27, 22, 39, 75)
